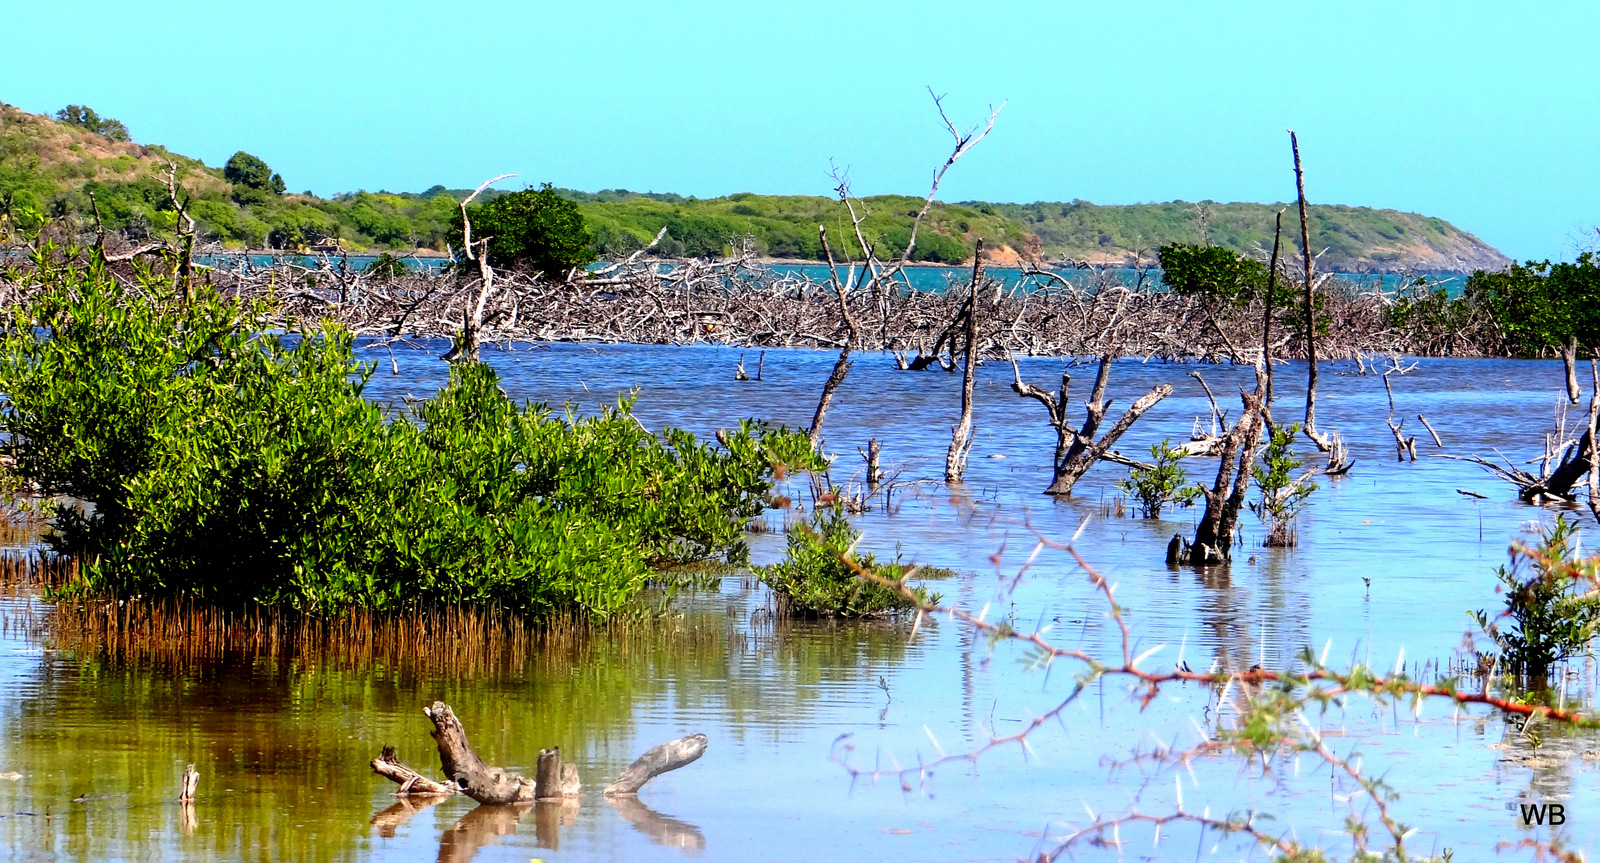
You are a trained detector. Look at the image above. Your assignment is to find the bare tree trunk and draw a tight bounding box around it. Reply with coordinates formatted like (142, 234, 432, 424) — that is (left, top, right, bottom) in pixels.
(808, 226, 859, 447)
(178, 763, 200, 802)
(424, 702, 537, 804)
(945, 243, 984, 482)
(1564, 337, 1581, 404)
(1185, 384, 1267, 564)
(1263, 208, 1284, 422)
(1589, 360, 1600, 523)
(443, 174, 515, 363)
(1290, 131, 1328, 453)
(534, 747, 582, 799)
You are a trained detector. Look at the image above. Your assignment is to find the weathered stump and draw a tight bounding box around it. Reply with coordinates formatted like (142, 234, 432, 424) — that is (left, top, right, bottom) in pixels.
(178, 763, 200, 802)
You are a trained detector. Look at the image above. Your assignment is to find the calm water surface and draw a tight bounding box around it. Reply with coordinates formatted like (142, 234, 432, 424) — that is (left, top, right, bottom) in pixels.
(2, 345, 1597, 861)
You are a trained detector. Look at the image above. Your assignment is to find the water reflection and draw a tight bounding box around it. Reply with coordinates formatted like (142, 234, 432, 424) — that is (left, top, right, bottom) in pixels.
(0, 577, 918, 861)
(368, 795, 704, 861)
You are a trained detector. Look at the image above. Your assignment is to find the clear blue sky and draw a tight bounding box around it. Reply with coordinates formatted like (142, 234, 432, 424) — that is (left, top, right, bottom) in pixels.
(8, 0, 1597, 260)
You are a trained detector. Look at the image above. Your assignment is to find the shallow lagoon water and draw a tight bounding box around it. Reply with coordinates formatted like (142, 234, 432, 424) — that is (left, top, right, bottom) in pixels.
(2, 344, 1598, 861)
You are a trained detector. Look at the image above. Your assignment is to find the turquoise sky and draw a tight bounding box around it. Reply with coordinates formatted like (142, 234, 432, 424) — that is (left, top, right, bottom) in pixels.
(8, 0, 1597, 260)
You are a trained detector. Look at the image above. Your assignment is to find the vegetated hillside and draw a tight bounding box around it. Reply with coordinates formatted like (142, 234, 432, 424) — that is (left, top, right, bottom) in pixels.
(0, 101, 1511, 272)
(569, 191, 1033, 263)
(0, 102, 460, 252)
(987, 200, 1512, 273)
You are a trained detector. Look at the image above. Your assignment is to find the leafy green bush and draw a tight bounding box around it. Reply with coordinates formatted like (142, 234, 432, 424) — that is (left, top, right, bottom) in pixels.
(54, 105, 129, 142)
(756, 504, 937, 618)
(1466, 254, 1600, 357)
(0, 247, 820, 616)
(1473, 515, 1600, 681)
(456, 184, 594, 279)
(1157, 243, 1265, 303)
(1251, 423, 1317, 547)
(1117, 439, 1200, 518)
(363, 252, 407, 282)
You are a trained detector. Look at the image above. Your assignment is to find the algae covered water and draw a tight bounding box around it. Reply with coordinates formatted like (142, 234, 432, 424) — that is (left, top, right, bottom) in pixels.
(3, 344, 1598, 861)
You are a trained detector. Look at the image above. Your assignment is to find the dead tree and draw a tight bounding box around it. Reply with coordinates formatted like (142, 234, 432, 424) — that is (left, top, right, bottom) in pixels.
(805, 90, 1003, 447)
(1262, 208, 1285, 419)
(1289, 132, 1351, 474)
(808, 226, 863, 447)
(945, 244, 984, 482)
(1589, 360, 1600, 522)
(442, 174, 516, 363)
(1009, 353, 1174, 496)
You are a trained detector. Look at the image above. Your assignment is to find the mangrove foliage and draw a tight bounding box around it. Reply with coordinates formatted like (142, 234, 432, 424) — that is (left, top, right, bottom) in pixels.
(0, 247, 821, 616)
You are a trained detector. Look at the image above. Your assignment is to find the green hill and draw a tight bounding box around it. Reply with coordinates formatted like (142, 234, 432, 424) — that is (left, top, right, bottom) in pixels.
(0, 101, 1509, 272)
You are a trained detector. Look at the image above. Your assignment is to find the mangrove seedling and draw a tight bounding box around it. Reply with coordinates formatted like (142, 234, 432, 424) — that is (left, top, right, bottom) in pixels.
(1251, 422, 1319, 547)
(1117, 439, 1201, 519)
(1472, 514, 1600, 685)
(756, 503, 937, 618)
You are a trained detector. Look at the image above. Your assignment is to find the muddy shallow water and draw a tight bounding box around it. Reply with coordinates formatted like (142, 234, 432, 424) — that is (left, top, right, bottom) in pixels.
(2, 344, 1599, 861)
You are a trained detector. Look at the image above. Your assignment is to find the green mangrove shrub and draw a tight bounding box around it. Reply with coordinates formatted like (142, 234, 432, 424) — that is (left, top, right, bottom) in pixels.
(1472, 515, 1600, 681)
(1117, 439, 1200, 519)
(756, 504, 937, 618)
(0, 247, 821, 616)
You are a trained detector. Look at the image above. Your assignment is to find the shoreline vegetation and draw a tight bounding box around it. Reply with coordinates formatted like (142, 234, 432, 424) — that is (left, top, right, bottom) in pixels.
(0, 245, 827, 617)
(1, 101, 1508, 273)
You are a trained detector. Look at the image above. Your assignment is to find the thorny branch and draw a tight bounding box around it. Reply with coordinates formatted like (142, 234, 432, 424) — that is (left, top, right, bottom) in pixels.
(828, 526, 1592, 861)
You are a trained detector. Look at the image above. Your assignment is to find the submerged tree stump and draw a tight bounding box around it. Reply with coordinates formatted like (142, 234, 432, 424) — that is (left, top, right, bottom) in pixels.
(425, 702, 539, 804)
(178, 763, 200, 802)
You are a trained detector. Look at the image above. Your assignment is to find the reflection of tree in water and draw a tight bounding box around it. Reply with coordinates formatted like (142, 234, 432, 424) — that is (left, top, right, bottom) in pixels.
(1192, 552, 1312, 676)
(368, 795, 704, 863)
(608, 795, 706, 851)
(1, 578, 912, 860)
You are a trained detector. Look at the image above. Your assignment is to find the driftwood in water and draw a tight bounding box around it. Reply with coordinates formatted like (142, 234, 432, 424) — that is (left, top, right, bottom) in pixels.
(603, 733, 709, 797)
(178, 763, 200, 802)
(425, 701, 538, 804)
(371, 746, 457, 796)
(1009, 353, 1173, 496)
(378, 701, 704, 806)
(534, 747, 582, 799)
(1444, 403, 1595, 504)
